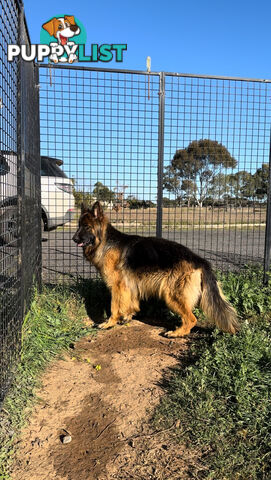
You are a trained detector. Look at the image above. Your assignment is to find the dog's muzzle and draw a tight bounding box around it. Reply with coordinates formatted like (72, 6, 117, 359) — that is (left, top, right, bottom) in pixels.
(72, 232, 95, 247)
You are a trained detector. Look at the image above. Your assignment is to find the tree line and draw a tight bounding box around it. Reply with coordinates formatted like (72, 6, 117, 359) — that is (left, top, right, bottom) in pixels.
(73, 181, 155, 209)
(163, 139, 269, 207)
(73, 139, 269, 209)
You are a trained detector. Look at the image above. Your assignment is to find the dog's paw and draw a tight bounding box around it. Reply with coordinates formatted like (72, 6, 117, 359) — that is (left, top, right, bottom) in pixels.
(164, 329, 184, 338)
(49, 53, 59, 63)
(68, 54, 78, 63)
(98, 320, 116, 330)
(164, 330, 175, 338)
(164, 328, 189, 338)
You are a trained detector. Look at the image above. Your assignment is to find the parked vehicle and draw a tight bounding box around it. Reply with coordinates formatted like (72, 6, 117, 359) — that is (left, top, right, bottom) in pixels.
(0, 153, 75, 243)
(41, 156, 76, 231)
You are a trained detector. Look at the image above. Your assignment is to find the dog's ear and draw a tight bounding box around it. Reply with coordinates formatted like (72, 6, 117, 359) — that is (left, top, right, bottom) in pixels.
(81, 202, 90, 214)
(64, 15, 76, 25)
(42, 18, 58, 37)
(90, 201, 103, 220)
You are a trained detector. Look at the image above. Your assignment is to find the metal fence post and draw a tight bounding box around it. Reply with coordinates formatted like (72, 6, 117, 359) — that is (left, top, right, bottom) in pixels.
(17, 6, 24, 325)
(35, 63, 42, 292)
(263, 132, 271, 284)
(156, 72, 165, 238)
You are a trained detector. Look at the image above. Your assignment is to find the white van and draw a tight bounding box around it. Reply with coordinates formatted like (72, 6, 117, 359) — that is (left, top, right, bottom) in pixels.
(41, 156, 76, 230)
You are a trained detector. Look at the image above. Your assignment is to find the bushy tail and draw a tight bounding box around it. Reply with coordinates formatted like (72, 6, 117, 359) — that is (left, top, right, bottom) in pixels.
(200, 268, 239, 333)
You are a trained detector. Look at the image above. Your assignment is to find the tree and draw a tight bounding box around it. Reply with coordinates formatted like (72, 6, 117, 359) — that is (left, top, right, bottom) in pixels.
(162, 197, 179, 207)
(227, 171, 256, 206)
(73, 189, 93, 208)
(72, 179, 93, 208)
(163, 165, 181, 198)
(207, 173, 231, 201)
(126, 196, 154, 209)
(164, 139, 237, 207)
(180, 179, 198, 206)
(92, 182, 115, 202)
(254, 163, 269, 201)
(163, 168, 196, 206)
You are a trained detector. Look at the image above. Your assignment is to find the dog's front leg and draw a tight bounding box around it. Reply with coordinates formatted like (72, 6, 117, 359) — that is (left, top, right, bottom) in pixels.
(49, 53, 59, 63)
(67, 42, 78, 63)
(49, 43, 60, 63)
(98, 283, 121, 329)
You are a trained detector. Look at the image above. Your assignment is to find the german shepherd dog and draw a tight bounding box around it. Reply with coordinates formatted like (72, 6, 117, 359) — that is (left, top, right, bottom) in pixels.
(73, 202, 239, 337)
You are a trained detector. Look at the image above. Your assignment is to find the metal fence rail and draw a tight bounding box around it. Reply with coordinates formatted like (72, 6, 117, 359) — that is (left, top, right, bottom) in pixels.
(39, 64, 271, 283)
(0, 3, 41, 403)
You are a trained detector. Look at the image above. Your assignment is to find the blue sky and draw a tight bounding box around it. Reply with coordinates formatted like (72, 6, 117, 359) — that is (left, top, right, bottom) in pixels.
(24, 0, 271, 79)
(24, 0, 271, 202)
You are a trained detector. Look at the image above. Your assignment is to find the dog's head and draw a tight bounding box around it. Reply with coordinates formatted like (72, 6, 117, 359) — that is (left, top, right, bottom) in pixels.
(73, 201, 105, 250)
(42, 16, 80, 45)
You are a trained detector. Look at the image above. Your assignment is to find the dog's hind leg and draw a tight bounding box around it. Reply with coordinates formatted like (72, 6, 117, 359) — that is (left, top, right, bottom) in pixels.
(164, 297, 197, 337)
(164, 270, 201, 337)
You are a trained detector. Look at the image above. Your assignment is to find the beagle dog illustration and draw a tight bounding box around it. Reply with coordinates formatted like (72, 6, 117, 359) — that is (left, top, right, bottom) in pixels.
(42, 16, 80, 63)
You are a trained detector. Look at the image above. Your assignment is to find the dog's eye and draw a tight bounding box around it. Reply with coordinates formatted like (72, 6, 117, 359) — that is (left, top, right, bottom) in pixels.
(58, 24, 63, 30)
(65, 22, 70, 27)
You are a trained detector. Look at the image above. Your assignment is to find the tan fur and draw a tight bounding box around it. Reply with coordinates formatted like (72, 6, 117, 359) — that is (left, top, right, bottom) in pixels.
(64, 15, 76, 25)
(42, 18, 60, 37)
(76, 203, 239, 337)
(93, 247, 204, 335)
(200, 280, 239, 334)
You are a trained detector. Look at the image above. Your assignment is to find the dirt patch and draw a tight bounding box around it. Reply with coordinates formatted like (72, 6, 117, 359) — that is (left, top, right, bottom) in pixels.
(11, 320, 196, 480)
(52, 396, 120, 480)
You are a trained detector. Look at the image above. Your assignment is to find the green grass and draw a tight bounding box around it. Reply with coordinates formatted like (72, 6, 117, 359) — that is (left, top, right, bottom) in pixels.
(1, 267, 271, 480)
(0, 285, 95, 479)
(153, 267, 271, 480)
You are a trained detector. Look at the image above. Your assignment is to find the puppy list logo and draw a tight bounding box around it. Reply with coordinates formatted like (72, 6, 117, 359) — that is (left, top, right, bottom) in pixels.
(8, 14, 127, 64)
(41, 15, 82, 63)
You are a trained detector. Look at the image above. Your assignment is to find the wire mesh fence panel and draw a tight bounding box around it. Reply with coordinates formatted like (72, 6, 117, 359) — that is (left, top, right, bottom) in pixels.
(0, 3, 41, 403)
(0, 0, 21, 402)
(163, 74, 271, 271)
(39, 65, 271, 283)
(39, 65, 160, 283)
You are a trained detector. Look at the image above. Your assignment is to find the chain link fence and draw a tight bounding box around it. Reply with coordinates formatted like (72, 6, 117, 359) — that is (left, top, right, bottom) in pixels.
(0, 2, 41, 403)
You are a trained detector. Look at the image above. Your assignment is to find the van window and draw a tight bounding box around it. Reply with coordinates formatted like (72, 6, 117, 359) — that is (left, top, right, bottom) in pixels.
(41, 157, 68, 178)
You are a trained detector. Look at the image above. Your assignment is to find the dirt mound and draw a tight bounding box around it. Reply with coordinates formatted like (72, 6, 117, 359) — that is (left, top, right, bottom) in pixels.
(11, 320, 194, 480)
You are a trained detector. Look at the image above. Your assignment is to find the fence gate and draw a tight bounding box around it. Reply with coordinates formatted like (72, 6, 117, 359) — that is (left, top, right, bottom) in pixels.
(39, 64, 271, 284)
